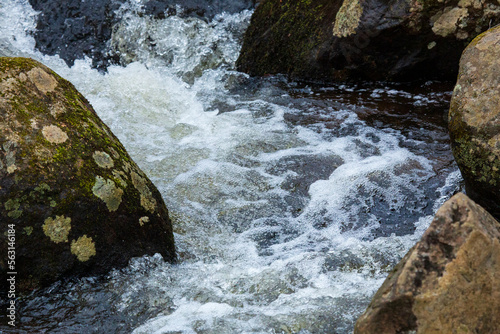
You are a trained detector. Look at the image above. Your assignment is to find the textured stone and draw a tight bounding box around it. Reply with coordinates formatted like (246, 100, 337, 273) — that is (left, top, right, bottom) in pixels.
(354, 193, 500, 333)
(449, 26, 500, 220)
(237, 0, 500, 82)
(0, 57, 176, 294)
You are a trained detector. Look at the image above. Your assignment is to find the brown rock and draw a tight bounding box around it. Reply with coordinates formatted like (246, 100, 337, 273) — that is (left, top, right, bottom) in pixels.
(449, 25, 500, 221)
(354, 193, 500, 333)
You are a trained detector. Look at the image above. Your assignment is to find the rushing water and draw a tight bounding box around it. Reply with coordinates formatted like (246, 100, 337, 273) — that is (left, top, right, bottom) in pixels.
(0, 1, 462, 333)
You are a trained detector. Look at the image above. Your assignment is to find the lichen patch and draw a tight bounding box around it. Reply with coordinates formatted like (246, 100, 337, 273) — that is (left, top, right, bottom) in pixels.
(3, 141, 18, 174)
(140, 195, 157, 213)
(92, 176, 123, 211)
(71, 235, 96, 262)
(7, 165, 18, 174)
(43, 215, 72, 243)
(27, 67, 58, 94)
(42, 125, 68, 144)
(333, 0, 363, 38)
(131, 171, 157, 213)
(30, 119, 39, 129)
(93, 151, 114, 169)
(112, 170, 128, 187)
(50, 101, 66, 118)
(139, 216, 150, 226)
(123, 161, 132, 173)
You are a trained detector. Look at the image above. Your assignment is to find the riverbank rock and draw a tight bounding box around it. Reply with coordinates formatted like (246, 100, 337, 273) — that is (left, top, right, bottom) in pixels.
(354, 193, 500, 333)
(449, 26, 500, 221)
(0, 57, 176, 294)
(236, 0, 500, 82)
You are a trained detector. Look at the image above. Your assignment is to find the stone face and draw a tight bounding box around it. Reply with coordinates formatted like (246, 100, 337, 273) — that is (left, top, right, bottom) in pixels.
(354, 193, 500, 333)
(0, 57, 176, 294)
(449, 26, 500, 221)
(236, 0, 500, 82)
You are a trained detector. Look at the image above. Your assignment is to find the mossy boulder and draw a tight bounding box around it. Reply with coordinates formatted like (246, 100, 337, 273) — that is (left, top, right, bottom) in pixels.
(449, 26, 500, 220)
(236, 0, 500, 82)
(355, 193, 500, 333)
(0, 57, 176, 294)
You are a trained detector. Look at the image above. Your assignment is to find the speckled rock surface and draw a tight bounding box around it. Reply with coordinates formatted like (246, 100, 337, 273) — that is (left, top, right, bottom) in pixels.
(0, 57, 176, 294)
(236, 0, 500, 82)
(354, 193, 500, 333)
(449, 26, 500, 220)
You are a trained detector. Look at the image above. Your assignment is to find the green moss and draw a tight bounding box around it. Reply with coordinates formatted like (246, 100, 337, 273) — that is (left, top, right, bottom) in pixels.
(453, 137, 500, 186)
(5, 198, 20, 211)
(29, 183, 52, 200)
(237, 0, 328, 78)
(23, 226, 34, 236)
(0, 57, 39, 74)
(35, 183, 51, 193)
(5, 198, 22, 219)
(52, 145, 70, 162)
(272, 0, 325, 70)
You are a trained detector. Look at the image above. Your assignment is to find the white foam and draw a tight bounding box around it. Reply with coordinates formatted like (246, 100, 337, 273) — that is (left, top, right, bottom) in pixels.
(0, 0, 37, 57)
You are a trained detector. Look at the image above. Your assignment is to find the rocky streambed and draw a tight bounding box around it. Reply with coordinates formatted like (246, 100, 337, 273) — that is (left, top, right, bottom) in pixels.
(1, 0, 500, 333)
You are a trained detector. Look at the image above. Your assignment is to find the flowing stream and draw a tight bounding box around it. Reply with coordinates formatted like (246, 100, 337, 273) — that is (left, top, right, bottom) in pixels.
(1, 1, 462, 333)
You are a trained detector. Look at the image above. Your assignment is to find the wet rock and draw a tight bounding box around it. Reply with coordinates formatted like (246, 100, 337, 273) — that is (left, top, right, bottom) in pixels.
(28, 0, 124, 70)
(141, 0, 257, 20)
(449, 26, 500, 220)
(0, 57, 176, 294)
(354, 193, 500, 333)
(236, 0, 500, 82)
(28, 0, 256, 70)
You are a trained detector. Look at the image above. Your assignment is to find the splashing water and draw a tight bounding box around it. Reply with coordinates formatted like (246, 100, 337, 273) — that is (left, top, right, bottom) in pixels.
(0, 0, 461, 332)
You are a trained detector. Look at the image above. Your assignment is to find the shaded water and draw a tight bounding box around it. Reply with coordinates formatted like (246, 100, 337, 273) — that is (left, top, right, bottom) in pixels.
(0, 1, 461, 333)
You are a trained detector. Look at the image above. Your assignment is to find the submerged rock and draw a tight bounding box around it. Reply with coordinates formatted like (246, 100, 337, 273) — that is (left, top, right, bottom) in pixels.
(236, 0, 500, 82)
(0, 57, 176, 294)
(449, 25, 500, 220)
(354, 193, 500, 333)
